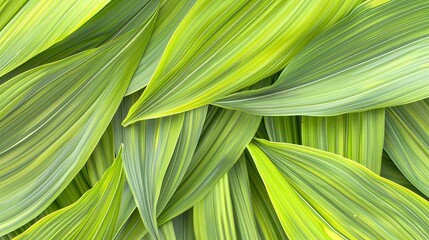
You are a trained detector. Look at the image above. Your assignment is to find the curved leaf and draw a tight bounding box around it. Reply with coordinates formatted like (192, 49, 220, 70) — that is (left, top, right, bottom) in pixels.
(246, 154, 287, 239)
(216, 0, 429, 116)
(122, 0, 360, 123)
(0, 18, 155, 234)
(385, 99, 429, 197)
(0, 0, 111, 77)
(158, 106, 261, 224)
(15, 147, 125, 240)
(121, 93, 185, 239)
(0, 0, 159, 83)
(126, 0, 196, 95)
(247, 142, 335, 239)
(249, 139, 429, 239)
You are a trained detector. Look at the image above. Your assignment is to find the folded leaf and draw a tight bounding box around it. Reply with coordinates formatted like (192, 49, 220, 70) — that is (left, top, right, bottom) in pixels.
(126, 0, 196, 95)
(158, 106, 261, 224)
(302, 109, 385, 173)
(249, 139, 429, 239)
(114, 210, 147, 240)
(122, 0, 361, 123)
(15, 147, 125, 240)
(0, 0, 111, 77)
(216, 0, 429, 116)
(246, 154, 287, 239)
(0, 0, 159, 83)
(380, 151, 424, 196)
(0, 18, 155, 234)
(158, 106, 207, 213)
(247, 142, 335, 239)
(121, 93, 185, 239)
(228, 155, 259, 239)
(385, 99, 429, 197)
(194, 173, 237, 240)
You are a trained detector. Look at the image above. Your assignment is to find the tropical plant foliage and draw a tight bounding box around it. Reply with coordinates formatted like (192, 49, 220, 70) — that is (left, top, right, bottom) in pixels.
(1, 0, 429, 239)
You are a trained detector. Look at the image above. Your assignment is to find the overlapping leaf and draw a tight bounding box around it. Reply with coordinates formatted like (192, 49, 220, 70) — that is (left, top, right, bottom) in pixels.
(0, 0, 159, 82)
(0, 0, 27, 30)
(15, 147, 125, 240)
(217, 0, 429, 116)
(248, 139, 429, 239)
(302, 109, 385, 173)
(194, 174, 236, 240)
(126, 0, 197, 95)
(0, 0, 111, 77)
(158, 106, 261, 225)
(123, 0, 361, 123)
(385, 99, 429, 197)
(0, 16, 155, 234)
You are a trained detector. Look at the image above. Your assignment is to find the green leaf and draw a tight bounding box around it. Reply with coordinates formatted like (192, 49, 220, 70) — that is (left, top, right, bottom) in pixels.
(246, 154, 287, 239)
(385, 99, 429, 197)
(247, 142, 335, 239)
(0, 0, 111, 77)
(249, 139, 429, 239)
(121, 93, 185, 239)
(122, 0, 360, 123)
(228, 155, 259, 239)
(158, 106, 261, 224)
(0, 0, 159, 83)
(302, 109, 385, 173)
(157, 106, 208, 213)
(216, 0, 429, 116)
(0, 0, 27, 30)
(15, 147, 126, 240)
(172, 210, 194, 240)
(0, 18, 155, 234)
(264, 116, 301, 144)
(126, 0, 196, 95)
(380, 151, 424, 196)
(194, 173, 237, 240)
(114, 210, 147, 240)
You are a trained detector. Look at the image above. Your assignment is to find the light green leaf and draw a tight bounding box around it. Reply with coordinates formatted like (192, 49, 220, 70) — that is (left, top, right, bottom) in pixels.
(249, 139, 429, 239)
(228, 155, 259, 240)
(246, 154, 287, 240)
(0, 0, 27, 30)
(247, 142, 335, 239)
(0, 0, 111, 77)
(302, 109, 385, 174)
(216, 0, 429, 116)
(15, 147, 126, 240)
(122, 0, 360, 123)
(121, 93, 185, 239)
(126, 0, 196, 95)
(158, 106, 261, 225)
(0, 18, 155, 234)
(194, 173, 237, 240)
(0, 0, 159, 83)
(385, 99, 429, 197)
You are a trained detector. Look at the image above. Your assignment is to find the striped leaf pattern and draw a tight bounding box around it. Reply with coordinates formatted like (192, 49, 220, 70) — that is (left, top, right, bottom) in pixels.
(1, 0, 429, 239)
